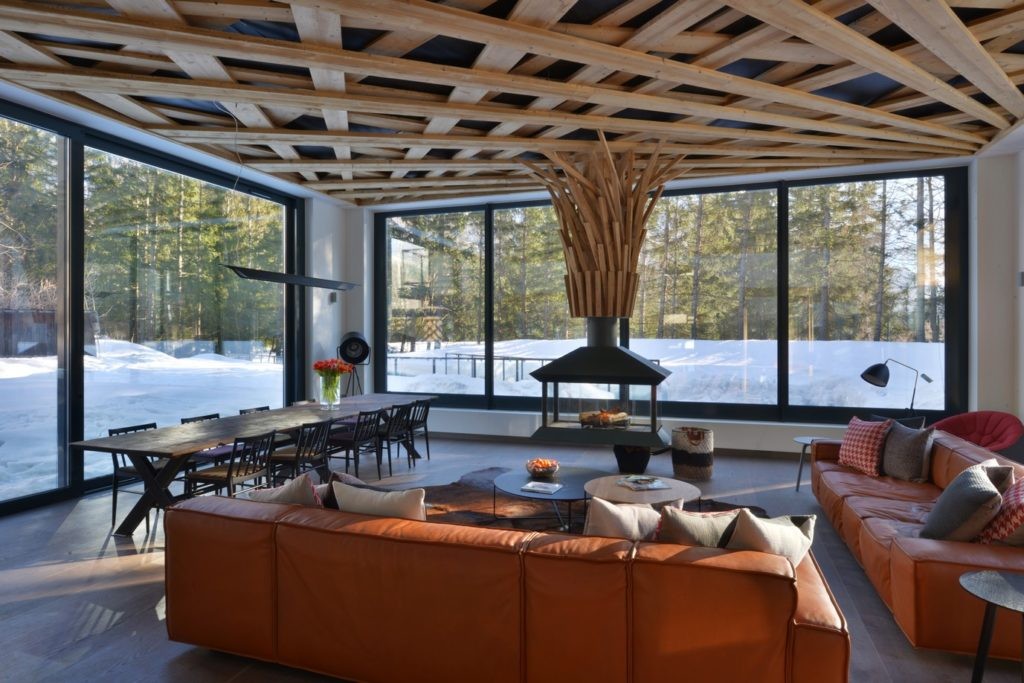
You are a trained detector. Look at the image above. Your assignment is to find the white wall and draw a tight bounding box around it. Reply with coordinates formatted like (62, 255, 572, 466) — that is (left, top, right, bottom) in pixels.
(329, 159, 1021, 453)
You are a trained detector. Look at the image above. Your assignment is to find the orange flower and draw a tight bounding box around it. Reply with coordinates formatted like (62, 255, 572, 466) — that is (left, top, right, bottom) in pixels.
(313, 358, 354, 377)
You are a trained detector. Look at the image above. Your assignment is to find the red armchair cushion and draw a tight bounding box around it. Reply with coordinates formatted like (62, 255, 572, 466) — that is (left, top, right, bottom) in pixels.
(933, 411, 1024, 452)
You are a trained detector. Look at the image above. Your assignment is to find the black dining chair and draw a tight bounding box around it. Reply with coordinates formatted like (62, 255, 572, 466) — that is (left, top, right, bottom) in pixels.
(239, 406, 270, 414)
(408, 399, 432, 461)
(180, 413, 233, 465)
(184, 430, 277, 497)
(268, 418, 333, 484)
(327, 410, 384, 479)
(108, 422, 159, 533)
(378, 403, 415, 474)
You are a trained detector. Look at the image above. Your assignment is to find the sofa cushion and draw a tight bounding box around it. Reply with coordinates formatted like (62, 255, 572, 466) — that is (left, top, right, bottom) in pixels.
(248, 473, 321, 506)
(858, 517, 925, 608)
(980, 477, 1024, 545)
(331, 481, 426, 521)
(725, 509, 815, 566)
(657, 507, 739, 547)
(920, 463, 1010, 541)
(838, 417, 891, 476)
(819, 469, 941, 503)
(882, 423, 934, 482)
(584, 497, 660, 541)
(839, 496, 933, 561)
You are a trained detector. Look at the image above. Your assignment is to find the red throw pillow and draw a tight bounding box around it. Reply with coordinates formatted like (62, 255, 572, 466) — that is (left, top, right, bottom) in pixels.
(838, 417, 892, 477)
(980, 478, 1024, 545)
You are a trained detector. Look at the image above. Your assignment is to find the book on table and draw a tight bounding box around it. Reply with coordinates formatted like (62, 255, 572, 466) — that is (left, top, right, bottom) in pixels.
(521, 481, 563, 494)
(617, 475, 670, 491)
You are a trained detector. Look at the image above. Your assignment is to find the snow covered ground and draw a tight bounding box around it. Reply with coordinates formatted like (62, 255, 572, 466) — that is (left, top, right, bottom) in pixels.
(0, 336, 943, 501)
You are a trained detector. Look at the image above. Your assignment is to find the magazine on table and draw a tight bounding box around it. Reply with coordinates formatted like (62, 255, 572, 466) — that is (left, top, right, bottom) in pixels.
(617, 475, 669, 491)
(521, 480, 563, 494)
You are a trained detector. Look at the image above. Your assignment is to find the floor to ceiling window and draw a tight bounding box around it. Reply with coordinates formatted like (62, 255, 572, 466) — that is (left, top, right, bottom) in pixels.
(81, 150, 287, 477)
(383, 209, 485, 396)
(789, 176, 947, 411)
(375, 167, 966, 422)
(0, 117, 65, 502)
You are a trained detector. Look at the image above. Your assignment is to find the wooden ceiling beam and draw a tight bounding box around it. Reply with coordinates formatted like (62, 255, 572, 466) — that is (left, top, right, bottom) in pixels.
(721, 0, 1009, 128)
(867, 0, 1024, 118)
(305, 175, 533, 191)
(4, 65, 980, 153)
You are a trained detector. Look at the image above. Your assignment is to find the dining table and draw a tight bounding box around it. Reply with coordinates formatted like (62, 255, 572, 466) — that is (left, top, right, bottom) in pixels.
(72, 393, 433, 536)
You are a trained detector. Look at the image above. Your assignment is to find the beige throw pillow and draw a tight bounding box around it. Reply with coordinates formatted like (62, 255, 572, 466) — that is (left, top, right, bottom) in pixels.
(658, 507, 740, 547)
(331, 481, 426, 521)
(248, 472, 320, 506)
(725, 509, 816, 566)
(583, 497, 660, 541)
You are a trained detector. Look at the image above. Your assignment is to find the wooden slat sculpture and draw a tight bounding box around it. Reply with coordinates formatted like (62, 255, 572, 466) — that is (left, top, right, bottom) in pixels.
(523, 134, 686, 318)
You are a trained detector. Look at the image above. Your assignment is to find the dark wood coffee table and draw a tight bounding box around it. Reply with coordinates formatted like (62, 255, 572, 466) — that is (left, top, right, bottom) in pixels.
(492, 466, 607, 532)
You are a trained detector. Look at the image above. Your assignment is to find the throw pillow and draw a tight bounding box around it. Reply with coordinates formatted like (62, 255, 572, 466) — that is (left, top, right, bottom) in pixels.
(725, 509, 815, 566)
(248, 472, 321, 507)
(881, 423, 935, 482)
(838, 417, 891, 476)
(583, 497, 660, 541)
(657, 507, 740, 547)
(920, 463, 1012, 541)
(317, 471, 369, 509)
(331, 481, 426, 521)
(980, 478, 1024, 545)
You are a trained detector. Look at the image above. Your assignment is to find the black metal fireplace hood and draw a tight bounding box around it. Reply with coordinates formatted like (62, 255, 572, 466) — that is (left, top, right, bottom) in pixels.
(530, 317, 670, 387)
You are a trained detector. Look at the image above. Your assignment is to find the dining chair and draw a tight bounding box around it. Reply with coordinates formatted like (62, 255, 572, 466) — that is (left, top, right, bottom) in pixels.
(180, 413, 233, 465)
(408, 399, 432, 461)
(184, 430, 277, 497)
(327, 410, 384, 479)
(108, 422, 159, 533)
(239, 406, 270, 414)
(291, 399, 318, 406)
(268, 419, 333, 484)
(378, 403, 415, 474)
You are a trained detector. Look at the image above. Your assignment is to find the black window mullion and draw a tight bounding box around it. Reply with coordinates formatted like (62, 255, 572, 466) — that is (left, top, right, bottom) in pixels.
(777, 182, 789, 420)
(373, 213, 389, 392)
(63, 138, 85, 493)
(484, 206, 495, 406)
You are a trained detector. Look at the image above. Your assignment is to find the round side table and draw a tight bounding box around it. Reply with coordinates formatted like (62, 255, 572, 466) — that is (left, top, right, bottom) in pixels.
(793, 436, 822, 492)
(959, 569, 1024, 682)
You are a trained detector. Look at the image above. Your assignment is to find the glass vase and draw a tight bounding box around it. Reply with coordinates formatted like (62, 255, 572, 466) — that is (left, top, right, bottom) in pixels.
(319, 373, 341, 410)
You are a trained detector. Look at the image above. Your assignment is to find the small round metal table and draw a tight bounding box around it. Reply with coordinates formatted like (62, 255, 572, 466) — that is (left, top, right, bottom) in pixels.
(959, 569, 1024, 682)
(793, 436, 822, 492)
(492, 466, 607, 531)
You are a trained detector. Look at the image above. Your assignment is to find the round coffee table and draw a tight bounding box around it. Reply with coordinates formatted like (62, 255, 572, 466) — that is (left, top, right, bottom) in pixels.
(584, 475, 701, 507)
(493, 466, 607, 531)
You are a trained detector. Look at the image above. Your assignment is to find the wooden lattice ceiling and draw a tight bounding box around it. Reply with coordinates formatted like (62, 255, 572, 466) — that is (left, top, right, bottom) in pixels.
(1, 0, 1022, 205)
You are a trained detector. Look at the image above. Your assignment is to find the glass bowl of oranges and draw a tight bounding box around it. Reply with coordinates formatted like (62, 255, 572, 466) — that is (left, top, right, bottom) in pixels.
(525, 458, 559, 479)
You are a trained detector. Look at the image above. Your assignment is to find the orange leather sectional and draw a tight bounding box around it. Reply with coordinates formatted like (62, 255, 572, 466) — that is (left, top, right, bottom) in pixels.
(811, 432, 1024, 659)
(165, 496, 850, 682)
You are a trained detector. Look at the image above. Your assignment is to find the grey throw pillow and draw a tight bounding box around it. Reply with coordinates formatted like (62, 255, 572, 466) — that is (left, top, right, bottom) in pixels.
(658, 507, 740, 547)
(921, 463, 1012, 541)
(882, 423, 935, 482)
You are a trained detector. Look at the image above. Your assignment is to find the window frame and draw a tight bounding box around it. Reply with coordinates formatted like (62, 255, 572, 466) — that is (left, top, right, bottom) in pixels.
(0, 98, 304, 516)
(373, 166, 969, 424)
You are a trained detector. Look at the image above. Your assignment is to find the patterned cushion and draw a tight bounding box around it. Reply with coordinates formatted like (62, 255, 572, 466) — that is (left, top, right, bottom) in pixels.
(980, 478, 1024, 545)
(881, 423, 935, 482)
(838, 417, 892, 476)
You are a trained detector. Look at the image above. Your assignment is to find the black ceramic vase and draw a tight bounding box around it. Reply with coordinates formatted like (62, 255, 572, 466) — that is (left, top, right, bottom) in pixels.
(613, 445, 651, 474)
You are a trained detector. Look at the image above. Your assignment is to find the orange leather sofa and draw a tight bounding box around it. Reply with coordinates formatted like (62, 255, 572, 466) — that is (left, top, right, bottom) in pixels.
(811, 432, 1024, 659)
(165, 496, 849, 682)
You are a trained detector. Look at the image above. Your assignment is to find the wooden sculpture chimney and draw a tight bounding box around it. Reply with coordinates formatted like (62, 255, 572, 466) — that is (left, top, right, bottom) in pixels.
(523, 134, 684, 318)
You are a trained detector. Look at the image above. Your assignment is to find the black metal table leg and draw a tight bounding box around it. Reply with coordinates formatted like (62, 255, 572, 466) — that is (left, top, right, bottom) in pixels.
(972, 602, 997, 683)
(796, 444, 809, 491)
(114, 454, 189, 536)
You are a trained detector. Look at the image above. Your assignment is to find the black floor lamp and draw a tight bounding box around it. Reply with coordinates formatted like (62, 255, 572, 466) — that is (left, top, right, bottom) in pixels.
(860, 358, 933, 413)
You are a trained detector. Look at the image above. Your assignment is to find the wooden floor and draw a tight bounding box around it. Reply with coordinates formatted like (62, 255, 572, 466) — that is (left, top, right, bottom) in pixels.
(0, 437, 1017, 682)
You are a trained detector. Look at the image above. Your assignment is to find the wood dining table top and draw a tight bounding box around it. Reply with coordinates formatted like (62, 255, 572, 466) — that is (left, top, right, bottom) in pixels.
(71, 393, 433, 460)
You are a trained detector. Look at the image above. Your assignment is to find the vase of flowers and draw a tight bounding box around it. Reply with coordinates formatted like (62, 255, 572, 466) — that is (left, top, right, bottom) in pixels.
(313, 358, 353, 410)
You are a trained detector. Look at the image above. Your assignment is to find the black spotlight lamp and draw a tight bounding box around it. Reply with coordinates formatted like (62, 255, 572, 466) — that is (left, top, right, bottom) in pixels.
(860, 358, 933, 413)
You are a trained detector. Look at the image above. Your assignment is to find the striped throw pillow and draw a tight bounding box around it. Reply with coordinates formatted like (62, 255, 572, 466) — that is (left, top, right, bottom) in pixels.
(838, 417, 892, 477)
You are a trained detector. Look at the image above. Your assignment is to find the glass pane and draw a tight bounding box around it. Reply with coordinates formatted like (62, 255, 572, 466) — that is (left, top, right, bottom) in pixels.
(385, 211, 485, 395)
(492, 205, 584, 397)
(83, 149, 286, 478)
(788, 177, 945, 409)
(632, 190, 779, 404)
(0, 118, 64, 501)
